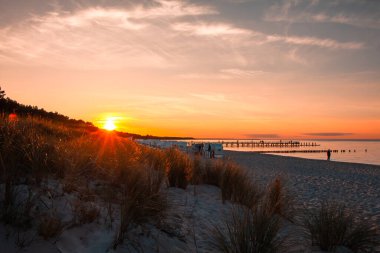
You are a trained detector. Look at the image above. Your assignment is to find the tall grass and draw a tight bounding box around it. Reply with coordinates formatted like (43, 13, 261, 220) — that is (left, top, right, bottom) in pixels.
(304, 201, 380, 252)
(113, 164, 167, 248)
(220, 161, 262, 209)
(0, 116, 168, 248)
(165, 147, 192, 189)
(214, 206, 286, 253)
(263, 177, 293, 221)
(214, 167, 294, 253)
(191, 155, 203, 185)
(188, 157, 263, 208)
(202, 159, 225, 187)
(38, 213, 63, 239)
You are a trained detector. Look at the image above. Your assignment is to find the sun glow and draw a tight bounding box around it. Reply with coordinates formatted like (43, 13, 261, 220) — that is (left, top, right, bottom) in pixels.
(104, 117, 117, 131)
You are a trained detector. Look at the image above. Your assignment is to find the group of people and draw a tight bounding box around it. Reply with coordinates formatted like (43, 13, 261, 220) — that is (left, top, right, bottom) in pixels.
(196, 143, 215, 158)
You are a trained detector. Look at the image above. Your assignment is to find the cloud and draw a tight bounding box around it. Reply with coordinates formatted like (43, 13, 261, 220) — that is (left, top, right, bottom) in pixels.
(268, 12, 380, 30)
(172, 22, 251, 36)
(0, 0, 367, 74)
(0, 0, 217, 69)
(265, 1, 380, 29)
(245, 134, 281, 139)
(178, 68, 265, 80)
(171, 20, 364, 50)
(134, 0, 217, 18)
(266, 34, 363, 49)
(220, 68, 265, 78)
(31, 8, 146, 30)
(304, 132, 353, 137)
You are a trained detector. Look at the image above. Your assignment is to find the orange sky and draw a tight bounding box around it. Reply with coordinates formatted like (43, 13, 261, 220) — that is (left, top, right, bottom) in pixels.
(1, 1, 379, 139)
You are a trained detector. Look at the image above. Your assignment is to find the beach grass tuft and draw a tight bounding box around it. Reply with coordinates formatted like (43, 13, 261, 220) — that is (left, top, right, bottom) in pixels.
(214, 206, 286, 253)
(38, 213, 63, 239)
(165, 147, 192, 189)
(220, 160, 262, 209)
(264, 176, 294, 221)
(304, 201, 380, 252)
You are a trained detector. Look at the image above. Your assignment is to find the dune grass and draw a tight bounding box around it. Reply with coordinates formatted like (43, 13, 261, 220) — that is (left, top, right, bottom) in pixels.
(165, 147, 192, 189)
(220, 160, 263, 209)
(213, 175, 294, 253)
(0, 116, 168, 248)
(1, 115, 378, 252)
(214, 206, 286, 253)
(38, 213, 63, 239)
(304, 201, 380, 252)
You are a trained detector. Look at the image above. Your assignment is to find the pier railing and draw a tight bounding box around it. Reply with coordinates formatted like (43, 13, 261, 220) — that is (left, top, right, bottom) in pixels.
(219, 140, 319, 148)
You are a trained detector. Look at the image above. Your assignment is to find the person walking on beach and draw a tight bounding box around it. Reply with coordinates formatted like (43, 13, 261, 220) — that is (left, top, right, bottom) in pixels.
(327, 149, 331, 160)
(207, 144, 211, 158)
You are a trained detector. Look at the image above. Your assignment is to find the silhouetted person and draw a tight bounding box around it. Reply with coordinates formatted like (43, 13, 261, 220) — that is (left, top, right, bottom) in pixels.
(207, 144, 211, 158)
(327, 149, 331, 160)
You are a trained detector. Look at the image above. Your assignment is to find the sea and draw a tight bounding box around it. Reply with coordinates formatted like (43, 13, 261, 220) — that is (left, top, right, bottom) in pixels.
(188, 139, 380, 166)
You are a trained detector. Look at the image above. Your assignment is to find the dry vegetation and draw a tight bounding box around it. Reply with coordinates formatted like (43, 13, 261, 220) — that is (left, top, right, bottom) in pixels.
(304, 201, 380, 252)
(0, 115, 379, 252)
(0, 116, 168, 248)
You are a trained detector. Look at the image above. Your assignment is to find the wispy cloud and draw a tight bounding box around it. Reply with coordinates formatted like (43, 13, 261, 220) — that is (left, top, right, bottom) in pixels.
(172, 22, 251, 36)
(268, 12, 380, 30)
(0, 0, 216, 69)
(220, 68, 265, 77)
(265, 1, 380, 29)
(266, 34, 363, 49)
(133, 0, 217, 18)
(177, 68, 265, 80)
(0, 0, 368, 74)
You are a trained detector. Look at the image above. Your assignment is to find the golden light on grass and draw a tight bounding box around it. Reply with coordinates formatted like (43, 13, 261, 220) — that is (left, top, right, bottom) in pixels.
(104, 117, 117, 131)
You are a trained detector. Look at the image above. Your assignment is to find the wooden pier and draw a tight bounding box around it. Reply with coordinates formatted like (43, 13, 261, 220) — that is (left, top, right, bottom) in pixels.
(253, 149, 339, 154)
(219, 140, 319, 148)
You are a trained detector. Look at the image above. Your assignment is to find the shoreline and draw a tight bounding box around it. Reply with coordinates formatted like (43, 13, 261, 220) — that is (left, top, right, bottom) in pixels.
(225, 150, 380, 168)
(225, 150, 380, 227)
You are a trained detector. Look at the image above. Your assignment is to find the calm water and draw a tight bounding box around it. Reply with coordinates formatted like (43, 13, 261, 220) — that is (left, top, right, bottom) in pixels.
(189, 139, 380, 166)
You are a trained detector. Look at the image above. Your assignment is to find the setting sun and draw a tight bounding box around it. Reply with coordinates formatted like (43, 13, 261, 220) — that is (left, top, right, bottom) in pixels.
(104, 118, 116, 131)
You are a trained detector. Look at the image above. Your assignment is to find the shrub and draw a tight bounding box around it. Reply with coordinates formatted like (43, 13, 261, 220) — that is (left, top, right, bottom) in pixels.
(0, 117, 64, 186)
(141, 147, 166, 173)
(113, 163, 167, 249)
(202, 160, 224, 187)
(0, 187, 37, 230)
(304, 201, 380, 252)
(71, 200, 100, 225)
(165, 147, 192, 189)
(220, 161, 262, 208)
(38, 214, 63, 239)
(263, 177, 293, 221)
(191, 155, 204, 185)
(214, 206, 286, 253)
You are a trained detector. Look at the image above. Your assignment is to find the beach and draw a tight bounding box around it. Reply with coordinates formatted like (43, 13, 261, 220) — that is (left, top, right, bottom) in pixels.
(156, 152, 380, 252)
(1, 148, 380, 252)
(226, 151, 380, 226)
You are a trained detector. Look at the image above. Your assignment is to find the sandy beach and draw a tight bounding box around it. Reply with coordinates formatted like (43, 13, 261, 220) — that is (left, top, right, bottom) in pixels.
(226, 151, 380, 226)
(1, 150, 380, 252)
(153, 152, 380, 252)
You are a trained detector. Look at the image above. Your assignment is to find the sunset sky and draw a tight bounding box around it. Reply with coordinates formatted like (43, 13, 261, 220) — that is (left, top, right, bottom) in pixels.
(1, 0, 379, 139)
